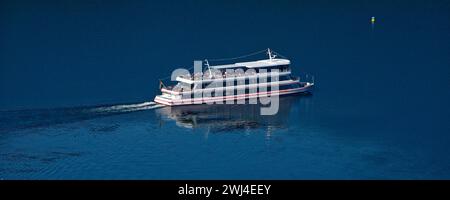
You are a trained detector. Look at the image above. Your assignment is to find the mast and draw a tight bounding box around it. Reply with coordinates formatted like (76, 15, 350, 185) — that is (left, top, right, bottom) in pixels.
(267, 48, 276, 61)
(204, 59, 212, 77)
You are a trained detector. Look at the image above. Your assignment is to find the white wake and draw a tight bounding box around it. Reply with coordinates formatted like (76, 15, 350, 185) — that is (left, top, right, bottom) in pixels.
(91, 101, 165, 113)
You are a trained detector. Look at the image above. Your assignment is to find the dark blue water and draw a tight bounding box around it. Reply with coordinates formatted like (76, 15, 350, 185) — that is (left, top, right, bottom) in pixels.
(1, 0, 449, 179)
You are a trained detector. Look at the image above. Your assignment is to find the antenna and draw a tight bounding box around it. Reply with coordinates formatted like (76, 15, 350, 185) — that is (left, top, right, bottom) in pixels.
(267, 48, 276, 61)
(204, 59, 212, 77)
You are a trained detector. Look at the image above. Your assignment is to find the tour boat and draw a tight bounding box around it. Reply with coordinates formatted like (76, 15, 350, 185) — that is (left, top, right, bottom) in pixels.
(154, 49, 314, 106)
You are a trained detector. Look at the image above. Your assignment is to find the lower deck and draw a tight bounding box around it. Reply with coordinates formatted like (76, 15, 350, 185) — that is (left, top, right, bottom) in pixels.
(155, 82, 314, 106)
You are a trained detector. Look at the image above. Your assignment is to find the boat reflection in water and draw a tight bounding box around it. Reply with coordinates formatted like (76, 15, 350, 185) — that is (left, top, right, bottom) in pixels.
(155, 94, 311, 135)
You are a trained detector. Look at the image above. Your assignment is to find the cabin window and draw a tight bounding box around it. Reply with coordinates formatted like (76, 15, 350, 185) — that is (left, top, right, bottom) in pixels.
(279, 75, 290, 81)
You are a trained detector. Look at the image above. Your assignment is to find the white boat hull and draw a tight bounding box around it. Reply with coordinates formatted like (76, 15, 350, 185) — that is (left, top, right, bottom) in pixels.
(154, 83, 314, 106)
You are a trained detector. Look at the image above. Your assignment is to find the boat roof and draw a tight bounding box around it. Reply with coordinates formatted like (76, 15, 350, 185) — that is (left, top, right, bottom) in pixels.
(210, 58, 290, 69)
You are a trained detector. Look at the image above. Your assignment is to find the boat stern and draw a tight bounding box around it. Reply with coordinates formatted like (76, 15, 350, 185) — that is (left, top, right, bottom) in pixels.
(154, 95, 173, 106)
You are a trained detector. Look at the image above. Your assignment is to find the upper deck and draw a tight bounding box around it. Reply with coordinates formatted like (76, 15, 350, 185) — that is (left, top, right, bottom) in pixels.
(176, 58, 291, 84)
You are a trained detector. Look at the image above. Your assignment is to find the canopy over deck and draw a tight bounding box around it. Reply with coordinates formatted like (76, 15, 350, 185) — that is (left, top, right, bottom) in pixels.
(210, 58, 290, 69)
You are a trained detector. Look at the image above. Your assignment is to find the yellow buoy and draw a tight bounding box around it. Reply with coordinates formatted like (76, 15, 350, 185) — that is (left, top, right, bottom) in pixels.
(371, 16, 376, 24)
